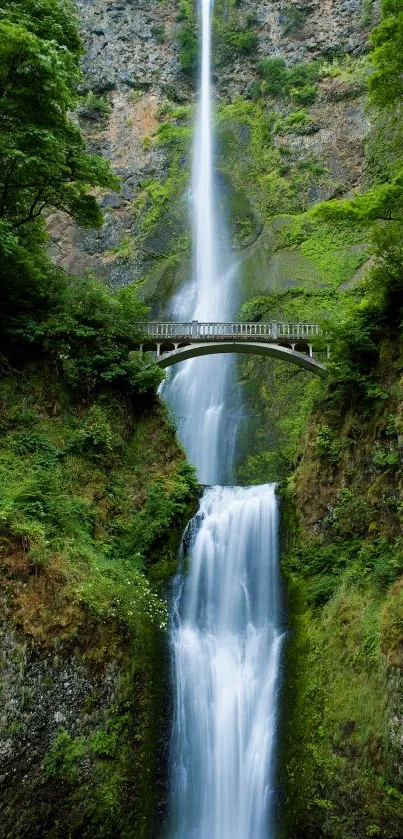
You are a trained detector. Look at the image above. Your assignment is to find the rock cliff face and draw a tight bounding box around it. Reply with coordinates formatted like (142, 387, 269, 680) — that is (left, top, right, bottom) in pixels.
(49, 0, 379, 301)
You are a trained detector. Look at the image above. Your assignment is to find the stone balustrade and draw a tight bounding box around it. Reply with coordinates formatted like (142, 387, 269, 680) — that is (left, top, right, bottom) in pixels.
(135, 320, 323, 341)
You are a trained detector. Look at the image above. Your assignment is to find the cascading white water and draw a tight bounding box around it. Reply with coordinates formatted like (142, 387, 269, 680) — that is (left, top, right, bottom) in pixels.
(166, 0, 284, 835)
(169, 485, 283, 838)
(163, 0, 238, 485)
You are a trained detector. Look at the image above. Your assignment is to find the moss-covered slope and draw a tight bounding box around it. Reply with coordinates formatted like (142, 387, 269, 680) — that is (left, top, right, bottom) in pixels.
(279, 327, 403, 837)
(0, 365, 197, 839)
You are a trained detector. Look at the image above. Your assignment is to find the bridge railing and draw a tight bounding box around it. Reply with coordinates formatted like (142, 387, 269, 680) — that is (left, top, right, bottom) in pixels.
(136, 322, 194, 338)
(136, 321, 323, 340)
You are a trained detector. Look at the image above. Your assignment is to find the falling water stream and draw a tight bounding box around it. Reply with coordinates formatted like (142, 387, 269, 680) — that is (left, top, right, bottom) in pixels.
(169, 486, 283, 838)
(165, 0, 284, 836)
(162, 0, 238, 485)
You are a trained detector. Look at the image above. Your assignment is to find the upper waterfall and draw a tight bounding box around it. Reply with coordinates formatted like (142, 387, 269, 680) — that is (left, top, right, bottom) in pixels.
(162, 0, 239, 485)
(193, 0, 216, 320)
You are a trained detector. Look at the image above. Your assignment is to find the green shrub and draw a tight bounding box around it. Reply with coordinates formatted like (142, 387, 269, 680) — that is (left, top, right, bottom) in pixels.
(289, 83, 317, 105)
(230, 28, 258, 55)
(381, 584, 403, 664)
(372, 441, 399, 468)
(287, 62, 319, 102)
(281, 4, 310, 35)
(258, 58, 318, 103)
(151, 24, 165, 43)
(178, 19, 198, 75)
(329, 489, 372, 538)
(212, 0, 259, 66)
(45, 730, 86, 782)
(307, 573, 340, 607)
(357, 538, 403, 588)
(275, 109, 318, 135)
(92, 728, 119, 758)
(78, 91, 111, 119)
(258, 57, 288, 96)
(70, 405, 123, 460)
(314, 424, 342, 462)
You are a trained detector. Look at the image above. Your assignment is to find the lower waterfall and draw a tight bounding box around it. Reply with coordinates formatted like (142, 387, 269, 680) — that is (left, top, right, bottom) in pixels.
(168, 484, 284, 839)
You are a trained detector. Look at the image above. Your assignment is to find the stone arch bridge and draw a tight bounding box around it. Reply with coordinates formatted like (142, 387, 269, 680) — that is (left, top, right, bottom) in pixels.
(134, 321, 328, 376)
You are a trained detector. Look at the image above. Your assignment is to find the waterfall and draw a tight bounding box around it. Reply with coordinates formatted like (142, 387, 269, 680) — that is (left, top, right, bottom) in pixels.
(169, 485, 283, 839)
(163, 0, 238, 486)
(166, 0, 284, 835)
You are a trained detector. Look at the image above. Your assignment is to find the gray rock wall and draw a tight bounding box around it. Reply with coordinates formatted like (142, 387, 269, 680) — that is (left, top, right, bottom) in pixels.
(48, 0, 379, 292)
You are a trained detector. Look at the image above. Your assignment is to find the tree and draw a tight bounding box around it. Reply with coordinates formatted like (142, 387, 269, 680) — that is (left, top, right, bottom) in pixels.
(0, 3, 118, 232)
(0, 0, 119, 354)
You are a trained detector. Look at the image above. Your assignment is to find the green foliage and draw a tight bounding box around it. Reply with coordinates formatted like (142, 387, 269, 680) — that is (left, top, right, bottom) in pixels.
(242, 6, 403, 835)
(5, 273, 164, 399)
(213, 0, 258, 65)
(258, 57, 319, 103)
(71, 405, 123, 460)
(369, 0, 403, 107)
(214, 26, 258, 63)
(74, 557, 169, 631)
(280, 487, 403, 838)
(131, 113, 192, 287)
(328, 488, 373, 538)
(78, 91, 111, 119)
(362, 0, 375, 25)
(178, 18, 198, 75)
(281, 3, 311, 35)
(45, 730, 86, 782)
(372, 441, 399, 468)
(0, 0, 122, 374)
(381, 583, 403, 664)
(0, 345, 196, 835)
(312, 222, 403, 406)
(91, 728, 119, 759)
(275, 109, 317, 135)
(176, 0, 198, 76)
(365, 109, 403, 186)
(0, 1, 118, 232)
(216, 100, 336, 221)
(151, 23, 165, 44)
(314, 170, 403, 223)
(0, 367, 196, 637)
(257, 57, 288, 95)
(314, 423, 343, 462)
(237, 285, 334, 482)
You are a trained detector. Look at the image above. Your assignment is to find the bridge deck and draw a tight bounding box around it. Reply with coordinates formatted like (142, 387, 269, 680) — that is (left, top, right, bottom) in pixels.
(136, 320, 323, 342)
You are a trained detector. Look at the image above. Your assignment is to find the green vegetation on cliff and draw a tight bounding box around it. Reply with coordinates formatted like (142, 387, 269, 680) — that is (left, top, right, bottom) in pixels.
(274, 3, 403, 836)
(0, 362, 196, 838)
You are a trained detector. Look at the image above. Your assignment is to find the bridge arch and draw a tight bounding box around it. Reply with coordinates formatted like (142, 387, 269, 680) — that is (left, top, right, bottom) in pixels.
(152, 341, 327, 377)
